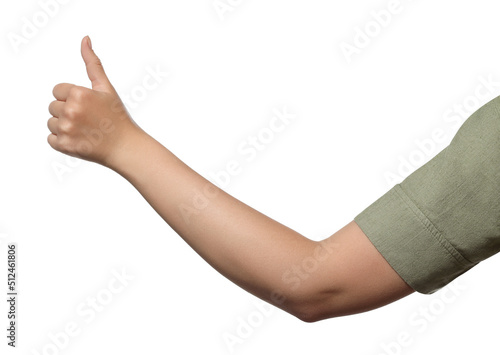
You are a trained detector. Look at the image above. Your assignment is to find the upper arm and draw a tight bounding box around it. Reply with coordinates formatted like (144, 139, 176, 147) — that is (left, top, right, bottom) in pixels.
(296, 220, 414, 322)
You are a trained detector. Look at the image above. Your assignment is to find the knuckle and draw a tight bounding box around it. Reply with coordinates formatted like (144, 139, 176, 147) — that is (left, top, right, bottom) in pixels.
(58, 120, 74, 135)
(62, 104, 80, 120)
(68, 86, 87, 101)
(56, 135, 74, 154)
(93, 56, 104, 69)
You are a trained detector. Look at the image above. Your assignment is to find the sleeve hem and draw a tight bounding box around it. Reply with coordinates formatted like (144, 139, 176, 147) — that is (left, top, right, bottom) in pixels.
(354, 184, 476, 294)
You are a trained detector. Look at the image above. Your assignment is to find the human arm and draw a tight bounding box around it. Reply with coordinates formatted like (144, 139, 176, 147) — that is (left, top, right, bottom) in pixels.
(105, 128, 415, 322)
(47, 36, 414, 322)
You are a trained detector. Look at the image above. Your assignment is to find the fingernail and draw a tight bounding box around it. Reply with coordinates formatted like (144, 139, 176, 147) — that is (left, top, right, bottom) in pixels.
(87, 36, 92, 49)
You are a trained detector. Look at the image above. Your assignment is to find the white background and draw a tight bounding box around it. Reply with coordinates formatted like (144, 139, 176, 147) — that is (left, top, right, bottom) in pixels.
(2, 0, 500, 354)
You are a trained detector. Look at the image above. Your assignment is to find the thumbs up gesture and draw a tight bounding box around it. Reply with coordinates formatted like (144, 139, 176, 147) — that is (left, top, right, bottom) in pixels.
(47, 36, 143, 168)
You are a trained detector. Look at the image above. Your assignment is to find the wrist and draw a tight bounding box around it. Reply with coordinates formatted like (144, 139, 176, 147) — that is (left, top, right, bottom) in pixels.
(104, 126, 155, 176)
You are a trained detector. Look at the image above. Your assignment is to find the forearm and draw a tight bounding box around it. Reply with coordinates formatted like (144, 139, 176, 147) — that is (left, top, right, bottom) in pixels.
(109, 129, 331, 319)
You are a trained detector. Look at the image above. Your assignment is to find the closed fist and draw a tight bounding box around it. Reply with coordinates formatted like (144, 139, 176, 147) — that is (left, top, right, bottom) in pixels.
(47, 36, 142, 168)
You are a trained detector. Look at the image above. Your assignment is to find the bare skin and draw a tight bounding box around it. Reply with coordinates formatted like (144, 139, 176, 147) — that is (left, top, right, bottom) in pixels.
(47, 36, 414, 323)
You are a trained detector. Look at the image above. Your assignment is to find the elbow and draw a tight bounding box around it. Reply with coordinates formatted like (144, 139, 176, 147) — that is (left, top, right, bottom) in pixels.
(291, 307, 322, 323)
(273, 239, 349, 322)
(290, 300, 337, 323)
(285, 290, 342, 323)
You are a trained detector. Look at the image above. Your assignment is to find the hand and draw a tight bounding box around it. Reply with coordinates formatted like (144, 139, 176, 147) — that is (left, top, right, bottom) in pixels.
(47, 36, 143, 168)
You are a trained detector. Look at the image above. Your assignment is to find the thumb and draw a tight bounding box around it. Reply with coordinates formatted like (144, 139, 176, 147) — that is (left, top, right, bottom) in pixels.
(81, 36, 113, 92)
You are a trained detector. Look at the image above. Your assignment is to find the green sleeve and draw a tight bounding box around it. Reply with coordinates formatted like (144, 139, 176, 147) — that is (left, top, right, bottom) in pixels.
(354, 95, 500, 294)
